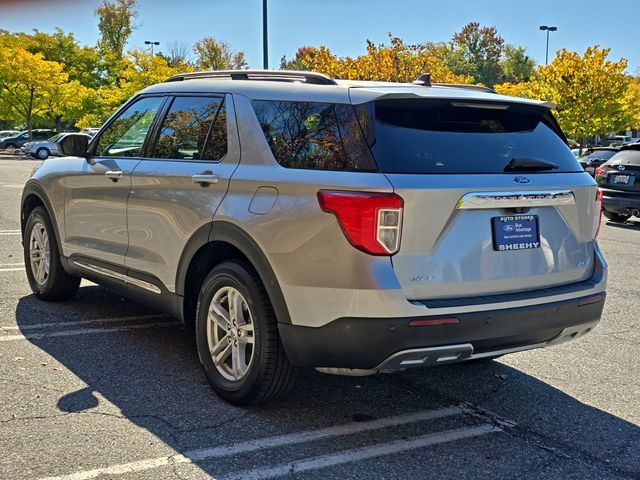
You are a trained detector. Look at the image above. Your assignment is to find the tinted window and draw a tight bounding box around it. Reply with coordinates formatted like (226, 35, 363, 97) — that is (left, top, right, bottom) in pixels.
(583, 150, 617, 160)
(96, 96, 164, 157)
(154, 96, 227, 161)
(608, 149, 640, 165)
(358, 99, 582, 174)
(252, 100, 376, 171)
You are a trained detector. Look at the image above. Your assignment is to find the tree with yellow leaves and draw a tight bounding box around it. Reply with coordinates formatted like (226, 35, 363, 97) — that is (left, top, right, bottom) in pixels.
(77, 49, 191, 128)
(0, 47, 85, 137)
(496, 46, 632, 147)
(282, 35, 472, 84)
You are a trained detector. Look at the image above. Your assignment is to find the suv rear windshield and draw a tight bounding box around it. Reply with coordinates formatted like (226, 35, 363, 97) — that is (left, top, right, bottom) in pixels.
(357, 99, 582, 174)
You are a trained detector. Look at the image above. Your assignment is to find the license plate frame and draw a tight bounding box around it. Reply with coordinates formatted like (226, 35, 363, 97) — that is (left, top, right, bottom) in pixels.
(492, 215, 540, 252)
(613, 174, 632, 185)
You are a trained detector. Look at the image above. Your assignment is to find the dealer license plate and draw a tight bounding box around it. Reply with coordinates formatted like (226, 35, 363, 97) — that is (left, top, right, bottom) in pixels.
(492, 215, 540, 252)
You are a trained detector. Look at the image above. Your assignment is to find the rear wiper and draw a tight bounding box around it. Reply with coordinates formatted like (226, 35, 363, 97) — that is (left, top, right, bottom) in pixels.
(504, 158, 559, 172)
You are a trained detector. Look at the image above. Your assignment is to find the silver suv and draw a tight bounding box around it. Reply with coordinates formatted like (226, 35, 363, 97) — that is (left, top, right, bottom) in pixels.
(21, 70, 607, 405)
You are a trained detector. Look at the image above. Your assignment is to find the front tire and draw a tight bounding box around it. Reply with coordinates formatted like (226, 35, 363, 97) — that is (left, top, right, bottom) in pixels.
(195, 260, 296, 405)
(36, 147, 50, 160)
(603, 210, 631, 223)
(23, 206, 80, 301)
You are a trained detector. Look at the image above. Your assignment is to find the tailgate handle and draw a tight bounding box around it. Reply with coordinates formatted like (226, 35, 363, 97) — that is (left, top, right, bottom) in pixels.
(456, 190, 575, 210)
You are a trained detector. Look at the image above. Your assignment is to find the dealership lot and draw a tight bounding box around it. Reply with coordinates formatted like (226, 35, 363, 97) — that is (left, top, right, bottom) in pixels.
(0, 157, 638, 480)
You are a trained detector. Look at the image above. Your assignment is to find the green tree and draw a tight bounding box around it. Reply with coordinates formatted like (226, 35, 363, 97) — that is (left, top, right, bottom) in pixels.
(495, 46, 631, 148)
(96, 0, 138, 58)
(0, 47, 80, 136)
(193, 37, 247, 70)
(77, 49, 189, 128)
(500, 44, 535, 83)
(446, 22, 504, 87)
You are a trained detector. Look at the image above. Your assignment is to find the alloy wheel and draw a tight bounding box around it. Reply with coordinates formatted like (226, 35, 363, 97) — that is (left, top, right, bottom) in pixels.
(206, 286, 255, 381)
(29, 222, 50, 285)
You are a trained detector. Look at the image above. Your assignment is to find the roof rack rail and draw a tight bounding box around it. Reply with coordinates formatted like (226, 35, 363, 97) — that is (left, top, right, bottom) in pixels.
(165, 69, 338, 85)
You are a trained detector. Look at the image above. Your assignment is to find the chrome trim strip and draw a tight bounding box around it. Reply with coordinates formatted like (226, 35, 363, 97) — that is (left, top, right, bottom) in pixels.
(374, 321, 598, 370)
(73, 261, 161, 294)
(455, 190, 575, 210)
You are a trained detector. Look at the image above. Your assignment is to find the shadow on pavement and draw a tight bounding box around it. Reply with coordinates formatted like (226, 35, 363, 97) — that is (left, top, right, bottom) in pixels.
(15, 285, 640, 479)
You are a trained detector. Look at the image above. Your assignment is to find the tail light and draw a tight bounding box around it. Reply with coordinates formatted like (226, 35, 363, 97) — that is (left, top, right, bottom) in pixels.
(317, 190, 403, 255)
(594, 167, 605, 176)
(594, 189, 603, 238)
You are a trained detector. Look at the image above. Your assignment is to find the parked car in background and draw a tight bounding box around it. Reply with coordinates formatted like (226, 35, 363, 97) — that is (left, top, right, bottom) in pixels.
(571, 148, 581, 158)
(22, 132, 92, 159)
(621, 137, 640, 147)
(0, 130, 21, 140)
(0, 129, 55, 149)
(596, 144, 640, 222)
(604, 135, 631, 147)
(578, 147, 619, 175)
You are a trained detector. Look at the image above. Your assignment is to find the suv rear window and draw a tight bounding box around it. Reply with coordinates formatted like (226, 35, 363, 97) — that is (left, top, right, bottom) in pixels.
(252, 100, 376, 171)
(356, 99, 582, 174)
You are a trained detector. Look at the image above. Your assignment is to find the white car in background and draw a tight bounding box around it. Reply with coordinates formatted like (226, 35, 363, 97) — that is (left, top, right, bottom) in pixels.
(22, 132, 92, 159)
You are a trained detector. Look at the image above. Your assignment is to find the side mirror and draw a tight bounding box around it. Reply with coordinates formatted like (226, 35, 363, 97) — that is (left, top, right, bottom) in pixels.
(59, 134, 89, 157)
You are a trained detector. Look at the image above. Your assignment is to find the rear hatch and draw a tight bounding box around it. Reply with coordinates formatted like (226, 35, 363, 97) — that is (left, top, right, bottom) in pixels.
(352, 93, 599, 301)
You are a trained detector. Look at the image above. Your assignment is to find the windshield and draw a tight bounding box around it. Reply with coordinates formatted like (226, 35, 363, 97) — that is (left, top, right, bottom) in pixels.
(47, 134, 63, 142)
(357, 99, 582, 174)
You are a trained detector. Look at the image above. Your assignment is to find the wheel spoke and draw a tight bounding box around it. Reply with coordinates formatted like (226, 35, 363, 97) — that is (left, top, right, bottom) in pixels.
(213, 342, 232, 366)
(210, 333, 230, 359)
(231, 343, 243, 379)
(228, 289, 239, 323)
(209, 301, 230, 330)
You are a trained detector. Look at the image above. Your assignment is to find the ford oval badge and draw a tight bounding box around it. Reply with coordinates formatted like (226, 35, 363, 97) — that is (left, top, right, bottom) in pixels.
(514, 176, 531, 184)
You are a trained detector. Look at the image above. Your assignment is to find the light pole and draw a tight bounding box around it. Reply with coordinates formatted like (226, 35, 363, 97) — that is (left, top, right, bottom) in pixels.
(144, 40, 160, 56)
(539, 25, 557, 65)
(262, 0, 268, 69)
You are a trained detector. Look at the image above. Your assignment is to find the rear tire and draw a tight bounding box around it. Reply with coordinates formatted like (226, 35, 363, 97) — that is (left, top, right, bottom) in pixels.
(195, 260, 297, 405)
(603, 210, 631, 223)
(23, 206, 80, 301)
(5, 142, 17, 149)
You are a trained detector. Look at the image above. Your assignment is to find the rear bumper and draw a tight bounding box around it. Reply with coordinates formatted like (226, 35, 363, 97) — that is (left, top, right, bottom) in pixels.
(601, 188, 640, 213)
(278, 293, 605, 369)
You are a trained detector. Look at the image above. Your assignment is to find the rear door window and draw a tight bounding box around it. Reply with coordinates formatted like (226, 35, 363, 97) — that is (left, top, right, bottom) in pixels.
(154, 96, 227, 161)
(358, 99, 582, 174)
(252, 100, 376, 171)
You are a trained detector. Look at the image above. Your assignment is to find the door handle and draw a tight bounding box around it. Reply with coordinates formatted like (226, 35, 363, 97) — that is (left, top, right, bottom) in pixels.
(105, 170, 124, 181)
(192, 173, 219, 186)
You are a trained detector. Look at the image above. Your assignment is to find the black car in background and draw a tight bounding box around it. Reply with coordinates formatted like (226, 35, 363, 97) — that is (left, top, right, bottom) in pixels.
(596, 144, 640, 222)
(578, 147, 619, 175)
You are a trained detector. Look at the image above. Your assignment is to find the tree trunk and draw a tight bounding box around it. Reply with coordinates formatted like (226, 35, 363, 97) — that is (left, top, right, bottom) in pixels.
(579, 138, 585, 156)
(55, 115, 63, 133)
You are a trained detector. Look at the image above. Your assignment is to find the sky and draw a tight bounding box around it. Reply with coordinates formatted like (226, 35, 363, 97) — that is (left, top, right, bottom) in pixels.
(1, 0, 639, 74)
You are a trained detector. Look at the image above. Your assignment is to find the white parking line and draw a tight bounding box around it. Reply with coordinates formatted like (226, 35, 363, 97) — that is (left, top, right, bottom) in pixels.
(0, 263, 24, 267)
(0, 230, 20, 235)
(38, 407, 467, 480)
(0, 267, 23, 272)
(0, 320, 182, 342)
(0, 314, 168, 332)
(224, 424, 501, 480)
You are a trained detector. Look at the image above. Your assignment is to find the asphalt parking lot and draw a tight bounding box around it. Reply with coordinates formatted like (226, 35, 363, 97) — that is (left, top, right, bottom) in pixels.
(0, 156, 638, 480)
